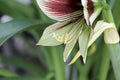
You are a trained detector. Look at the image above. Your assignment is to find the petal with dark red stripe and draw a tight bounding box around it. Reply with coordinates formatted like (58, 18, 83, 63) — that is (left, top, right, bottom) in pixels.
(81, 0, 102, 25)
(37, 21, 74, 46)
(36, 0, 83, 21)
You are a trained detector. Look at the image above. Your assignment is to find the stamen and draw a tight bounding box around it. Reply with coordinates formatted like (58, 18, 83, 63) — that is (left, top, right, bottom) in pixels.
(55, 33, 69, 44)
(64, 33, 69, 44)
(56, 34, 65, 42)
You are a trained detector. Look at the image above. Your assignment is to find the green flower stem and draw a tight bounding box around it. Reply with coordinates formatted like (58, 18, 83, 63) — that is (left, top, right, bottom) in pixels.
(75, 61, 88, 80)
(102, 8, 113, 23)
(75, 57, 93, 80)
(102, 0, 114, 22)
(99, 44, 110, 80)
(50, 46, 66, 80)
(107, 44, 120, 80)
(102, 1, 120, 80)
(40, 47, 54, 71)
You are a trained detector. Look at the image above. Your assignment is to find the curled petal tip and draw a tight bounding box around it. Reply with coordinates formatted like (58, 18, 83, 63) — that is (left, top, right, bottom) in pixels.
(36, 43, 40, 45)
(64, 58, 67, 62)
(83, 59, 86, 64)
(104, 28, 120, 44)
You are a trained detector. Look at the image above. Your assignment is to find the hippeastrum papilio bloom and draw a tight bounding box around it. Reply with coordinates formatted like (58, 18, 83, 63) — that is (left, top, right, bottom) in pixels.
(36, 0, 120, 64)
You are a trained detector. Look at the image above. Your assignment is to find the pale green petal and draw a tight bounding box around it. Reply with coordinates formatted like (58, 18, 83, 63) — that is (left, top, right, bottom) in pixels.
(81, 0, 87, 8)
(63, 21, 83, 62)
(79, 26, 91, 63)
(89, 8, 102, 25)
(37, 21, 73, 46)
(88, 21, 117, 47)
(104, 28, 120, 44)
(83, 8, 89, 25)
(83, 7, 102, 25)
(68, 51, 81, 65)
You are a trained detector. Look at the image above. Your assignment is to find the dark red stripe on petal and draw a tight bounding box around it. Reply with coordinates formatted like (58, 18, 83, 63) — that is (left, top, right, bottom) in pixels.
(54, 22, 71, 31)
(45, 0, 82, 15)
(87, 0, 94, 18)
(54, 19, 78, 31)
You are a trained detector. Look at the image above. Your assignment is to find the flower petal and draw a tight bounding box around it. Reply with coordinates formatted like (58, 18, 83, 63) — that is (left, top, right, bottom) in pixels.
(36, 0, 83, 21)
(89, 8, 102, 25)
(79, 26, 91, 63)
(37, 21, 74, 46)
(81, 0, 102, 25)
(63, 20, 83, 62)
(68, 51, 81, 65)
(88, 21, 119, 47)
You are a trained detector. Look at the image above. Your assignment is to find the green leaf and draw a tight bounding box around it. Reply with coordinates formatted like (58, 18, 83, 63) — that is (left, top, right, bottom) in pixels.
(79, 26, 91, 63)
(0, 19, 43, 46)
(98, 44, 110, 80)
(107, 0, 116, 9)
(0, 77, 46, 80)
(113, 0, 120, 29)
(0, 54, 46, 76)
(0, 68, 19, 77)
(0, 0, 34, 18)
(107, 44, 120, 80)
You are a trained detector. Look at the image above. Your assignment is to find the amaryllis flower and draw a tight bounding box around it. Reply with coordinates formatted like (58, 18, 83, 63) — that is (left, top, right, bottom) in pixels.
(36, 0, 119, 64)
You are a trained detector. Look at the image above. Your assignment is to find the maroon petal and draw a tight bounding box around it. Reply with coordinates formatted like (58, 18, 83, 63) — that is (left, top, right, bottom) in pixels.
(45, 0, 81, 14)
(87, 0, 94, 18)
(36, 0, 83, 21)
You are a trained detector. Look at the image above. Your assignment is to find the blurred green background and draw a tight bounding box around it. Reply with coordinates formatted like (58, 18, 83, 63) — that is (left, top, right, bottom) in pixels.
(0, 0, 120, 80)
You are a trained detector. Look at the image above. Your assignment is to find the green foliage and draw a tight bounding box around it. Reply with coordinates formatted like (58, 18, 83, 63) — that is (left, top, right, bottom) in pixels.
(112, 0, 120, 29)
(0, 19, 40, 46)
(0, 68, 19, 77)
(0, 0, 119, 80)
(0, 0, 34, 18)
